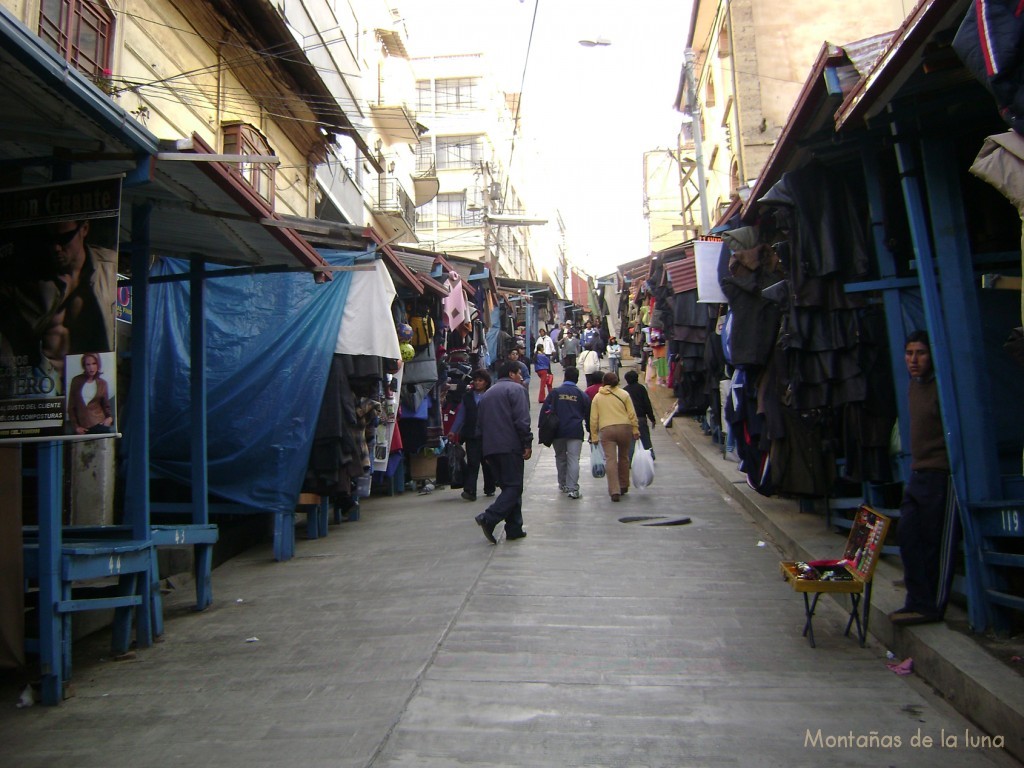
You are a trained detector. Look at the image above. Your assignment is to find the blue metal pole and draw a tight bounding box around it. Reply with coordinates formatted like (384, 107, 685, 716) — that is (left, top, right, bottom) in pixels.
(127, 202, 152, 540)
(859, 144, 913, 480)
(128, 202, 154, 646)
(918, 136, 1001, 499)
(36, 441, 63, 704)
(890, 114, 991, 631)
(190, 259, 212, 610)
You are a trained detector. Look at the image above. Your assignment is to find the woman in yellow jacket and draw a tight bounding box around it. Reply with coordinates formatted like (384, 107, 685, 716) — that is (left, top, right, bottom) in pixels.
(590, 371, 640, 501)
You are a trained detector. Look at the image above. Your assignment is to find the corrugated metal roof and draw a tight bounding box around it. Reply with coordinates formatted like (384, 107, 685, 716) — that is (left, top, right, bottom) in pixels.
(666, 256, 697, 294)
(835, 0, 968, 131)
(395, 250, 436, 275)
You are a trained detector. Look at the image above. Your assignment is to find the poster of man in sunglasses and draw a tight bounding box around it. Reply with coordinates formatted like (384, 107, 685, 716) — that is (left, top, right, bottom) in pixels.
(0, 177, 121, 440)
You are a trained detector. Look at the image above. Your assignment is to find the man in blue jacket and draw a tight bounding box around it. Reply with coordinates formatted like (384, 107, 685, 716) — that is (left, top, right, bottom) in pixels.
(475, 360, 534, 543)
(540, 366, 590, 499)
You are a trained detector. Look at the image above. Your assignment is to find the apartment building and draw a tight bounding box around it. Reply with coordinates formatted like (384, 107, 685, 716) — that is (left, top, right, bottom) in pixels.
(410, 52, 538, 280)
(678, 0, 913, 229)
(9, 0, 432, 244)
(313, 2, 438, 244)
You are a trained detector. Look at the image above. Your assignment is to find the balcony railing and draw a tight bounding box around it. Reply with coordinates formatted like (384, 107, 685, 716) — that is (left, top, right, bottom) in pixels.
(371, 177, 417, 231)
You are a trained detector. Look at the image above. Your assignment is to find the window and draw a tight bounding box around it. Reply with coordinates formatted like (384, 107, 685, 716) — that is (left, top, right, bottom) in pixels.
(39, 0, 114, 79)
(416, 80, 433, 113)
(434, 78, 478, 111)
(436, 135, 482, 170)
(222, 123, 276, 206)
(420, 193, 483, 228)
(718, 24, 731, 57)
(705, 76, 716, 108)
(436, 193, 465, 226)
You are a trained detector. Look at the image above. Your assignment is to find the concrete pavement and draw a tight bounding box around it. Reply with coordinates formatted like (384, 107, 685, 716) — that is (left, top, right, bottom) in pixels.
(0, 365, 1020, 767)
(645, 378, 1024, 766)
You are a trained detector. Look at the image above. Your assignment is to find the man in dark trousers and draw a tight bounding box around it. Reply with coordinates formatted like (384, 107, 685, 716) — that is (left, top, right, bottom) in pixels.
(560, 331, 580, 370)
(540, 366, 590, 499)
(475, 360, 533, 543)
(890, 330, 956, 626)
(447, 368, 495, 502)
(623, 370, 657, 459)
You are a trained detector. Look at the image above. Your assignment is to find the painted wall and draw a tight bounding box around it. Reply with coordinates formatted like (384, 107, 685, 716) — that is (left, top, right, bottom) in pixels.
(688, 0, 913, 219)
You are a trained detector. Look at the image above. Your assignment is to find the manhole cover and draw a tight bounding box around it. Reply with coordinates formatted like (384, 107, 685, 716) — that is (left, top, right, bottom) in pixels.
(618, 516, 692, 526)
(643, 517, 691, 527)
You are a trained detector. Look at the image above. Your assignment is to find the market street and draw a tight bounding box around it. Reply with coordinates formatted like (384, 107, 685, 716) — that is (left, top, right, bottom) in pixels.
(0, 368, 1019, 768)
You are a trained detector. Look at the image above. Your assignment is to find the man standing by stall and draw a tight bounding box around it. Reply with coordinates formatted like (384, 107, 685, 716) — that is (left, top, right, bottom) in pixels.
(474, 361, 533, 543)
(890, 331, 957, 626)
(447, 369, 496, 502)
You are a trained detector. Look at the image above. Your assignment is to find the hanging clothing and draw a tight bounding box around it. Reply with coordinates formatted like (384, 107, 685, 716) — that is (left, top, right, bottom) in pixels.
(443, 271, 470, 329)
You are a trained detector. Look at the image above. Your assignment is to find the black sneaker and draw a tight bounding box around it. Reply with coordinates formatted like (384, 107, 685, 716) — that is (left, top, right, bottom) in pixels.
(475, 514, 496, 544)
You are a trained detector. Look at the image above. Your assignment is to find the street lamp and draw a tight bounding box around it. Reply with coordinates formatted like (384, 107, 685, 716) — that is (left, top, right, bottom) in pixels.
(578, 37, 611, 47)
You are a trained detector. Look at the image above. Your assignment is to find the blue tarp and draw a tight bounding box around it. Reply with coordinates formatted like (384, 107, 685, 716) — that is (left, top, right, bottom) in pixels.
(141, 254, 355, 513)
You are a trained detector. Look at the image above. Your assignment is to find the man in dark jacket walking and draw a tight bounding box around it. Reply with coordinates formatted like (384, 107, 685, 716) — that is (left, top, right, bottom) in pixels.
(475, 360, 533, 543)
(623, 370, 657, 458)
(540, 366, 590, 499)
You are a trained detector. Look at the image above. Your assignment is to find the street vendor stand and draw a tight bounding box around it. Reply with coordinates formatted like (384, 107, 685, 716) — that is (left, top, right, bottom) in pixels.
(781, 506, 891, 648)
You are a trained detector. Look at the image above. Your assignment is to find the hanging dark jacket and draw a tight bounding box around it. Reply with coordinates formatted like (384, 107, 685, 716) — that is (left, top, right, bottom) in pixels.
(720, 245, 783, 367)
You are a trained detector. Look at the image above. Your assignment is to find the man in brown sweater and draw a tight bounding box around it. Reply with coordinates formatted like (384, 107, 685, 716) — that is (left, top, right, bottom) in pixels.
(890, 330, 957, 625)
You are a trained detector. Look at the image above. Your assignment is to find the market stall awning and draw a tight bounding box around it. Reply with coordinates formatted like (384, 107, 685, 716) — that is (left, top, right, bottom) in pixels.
(835, 0, 966, 131)
(0, 6, 326, 271)
(147, 135, 326, 269)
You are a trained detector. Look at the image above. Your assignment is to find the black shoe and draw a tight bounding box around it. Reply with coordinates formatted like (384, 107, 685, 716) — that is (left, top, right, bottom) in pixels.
(620, 487, 628, 496)
(475, 514, 496, 544)
(506, 530, 527, 541)
(484, 491, 495, 497)
(460, 491, 477, 501)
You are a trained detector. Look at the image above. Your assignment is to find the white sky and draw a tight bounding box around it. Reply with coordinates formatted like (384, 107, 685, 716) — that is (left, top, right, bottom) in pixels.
(400, 0, 694, 277)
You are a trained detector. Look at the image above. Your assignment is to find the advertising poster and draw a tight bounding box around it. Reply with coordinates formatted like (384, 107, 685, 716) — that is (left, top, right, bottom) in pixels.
(0, 177, 122, 441)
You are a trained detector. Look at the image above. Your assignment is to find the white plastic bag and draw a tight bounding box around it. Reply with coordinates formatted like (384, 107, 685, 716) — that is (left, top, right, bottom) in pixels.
(631, 446, 655, 488)
(590, 442, 606, 478)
